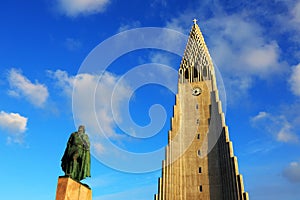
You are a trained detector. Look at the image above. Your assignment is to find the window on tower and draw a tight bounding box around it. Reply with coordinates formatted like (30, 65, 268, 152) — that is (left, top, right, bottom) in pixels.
(185, 69, 189, 79)
(179, 69, 183, 76)
(199, 185, 203, 192)
(197, 150, 201, 156)
(193, 67, 198, 78)
(199, 167, 202, 173)
(203, 66, 207, 77)
(197, 134, 200, 139)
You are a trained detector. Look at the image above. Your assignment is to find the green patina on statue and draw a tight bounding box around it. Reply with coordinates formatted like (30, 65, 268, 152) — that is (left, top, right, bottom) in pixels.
(61, 125, 91, 181)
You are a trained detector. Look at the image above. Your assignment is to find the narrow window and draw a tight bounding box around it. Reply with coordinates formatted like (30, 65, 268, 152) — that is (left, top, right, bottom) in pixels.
(199, 185, 203, 192)
(199, 167, 202, 173)
(197, 150, 201, 156)
(203, 65, 207, 77)
(193, 67, 198, 78)
(185, 69, 189, 79)
(197, 134, 200, 139)
(196, 119, 199, 124)
(196, 104, 198, 109)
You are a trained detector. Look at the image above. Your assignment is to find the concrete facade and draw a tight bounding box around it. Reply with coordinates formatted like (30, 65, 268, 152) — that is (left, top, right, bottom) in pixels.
(154, 22, 249, 200)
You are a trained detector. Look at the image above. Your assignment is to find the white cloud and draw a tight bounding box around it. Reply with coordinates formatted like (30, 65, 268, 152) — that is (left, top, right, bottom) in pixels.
(0, 111, 28, 144)
(206, 15, 283, 78)
(8, 68, 49, 107)
(276, 123, 298, 143)
(73, 72, 132, 137)
(93, 142, 105, 155)
(283, 161, 300, 183)
(118, 21, 141, 32)
(49, 70, 132, 153)
(166, 10, 199, 34)
(222, 75, 252, 105)
(251, 111, 268, 121)
(275, 0, 300, 50)
(149, 53, 172, 66)
(242, 42, 280, 75)
(251, 111, 299, 143)
(56, 0, 110, 17)
(289, 63, 300, 96)
(290, 0, 300, 26)
(47, 69, 73, 96)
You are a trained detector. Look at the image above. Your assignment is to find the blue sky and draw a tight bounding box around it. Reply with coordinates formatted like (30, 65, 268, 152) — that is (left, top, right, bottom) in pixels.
(1, 0, 300, 199)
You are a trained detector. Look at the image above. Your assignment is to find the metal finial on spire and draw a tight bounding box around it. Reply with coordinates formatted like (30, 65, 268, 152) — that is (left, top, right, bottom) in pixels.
(193, 18, 197, 24)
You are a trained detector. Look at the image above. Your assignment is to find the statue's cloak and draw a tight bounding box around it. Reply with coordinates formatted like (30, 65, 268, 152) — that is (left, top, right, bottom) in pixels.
(61, 131, 91, 181)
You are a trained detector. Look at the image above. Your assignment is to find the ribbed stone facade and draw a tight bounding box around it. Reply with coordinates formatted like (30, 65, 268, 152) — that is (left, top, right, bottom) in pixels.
(154, 22, 249, 200)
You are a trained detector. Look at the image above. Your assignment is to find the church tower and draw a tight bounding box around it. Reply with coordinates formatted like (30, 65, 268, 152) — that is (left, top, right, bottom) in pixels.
(154, 20, 249, 200)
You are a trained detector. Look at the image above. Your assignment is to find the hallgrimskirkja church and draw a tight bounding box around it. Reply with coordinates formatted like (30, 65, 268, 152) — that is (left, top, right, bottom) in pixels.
(154, 20, 249, 200)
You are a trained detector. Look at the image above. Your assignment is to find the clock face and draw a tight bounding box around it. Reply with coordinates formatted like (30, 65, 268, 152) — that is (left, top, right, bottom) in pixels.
(192, 87, 202, 96)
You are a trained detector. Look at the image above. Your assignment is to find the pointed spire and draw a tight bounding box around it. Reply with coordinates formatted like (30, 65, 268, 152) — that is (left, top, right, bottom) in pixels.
(178, 20, 214, 83)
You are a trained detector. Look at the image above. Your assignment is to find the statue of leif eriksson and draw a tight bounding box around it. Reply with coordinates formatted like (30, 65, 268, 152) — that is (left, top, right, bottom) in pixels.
(61, 125, 91, 181)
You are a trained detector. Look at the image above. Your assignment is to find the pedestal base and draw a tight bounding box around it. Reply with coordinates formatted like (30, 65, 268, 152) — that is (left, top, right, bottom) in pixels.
(55, 176, 92, 200)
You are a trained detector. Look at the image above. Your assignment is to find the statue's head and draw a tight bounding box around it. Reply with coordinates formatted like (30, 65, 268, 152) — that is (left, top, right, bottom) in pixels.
(78, 125, 85, 134)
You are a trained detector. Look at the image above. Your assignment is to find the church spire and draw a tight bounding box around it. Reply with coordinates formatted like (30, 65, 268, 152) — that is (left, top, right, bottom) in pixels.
(154, 20, 248, 200)
(179, 20, 214, 83)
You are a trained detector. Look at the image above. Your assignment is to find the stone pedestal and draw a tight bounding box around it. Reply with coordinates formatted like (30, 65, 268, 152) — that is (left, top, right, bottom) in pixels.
(55, 176, 92, 200)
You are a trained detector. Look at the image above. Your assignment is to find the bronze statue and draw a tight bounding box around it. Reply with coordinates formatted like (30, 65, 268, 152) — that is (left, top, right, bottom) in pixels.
(61, 125, 91, 181)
